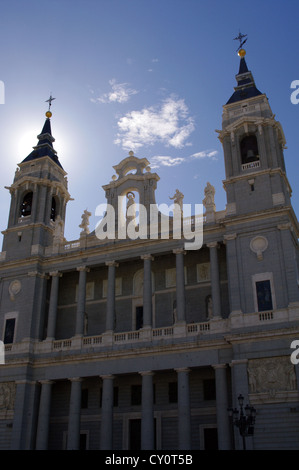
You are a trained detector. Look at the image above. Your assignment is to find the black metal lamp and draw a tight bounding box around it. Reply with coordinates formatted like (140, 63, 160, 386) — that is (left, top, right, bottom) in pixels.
(228, 394, 257, 450)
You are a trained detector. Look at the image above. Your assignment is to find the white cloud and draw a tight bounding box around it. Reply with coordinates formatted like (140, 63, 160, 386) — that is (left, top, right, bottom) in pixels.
(149, 155, 186, 169)
(191, 150, 218, 160)
(92, 79, 138, 104)
(115, 96, 195, 150)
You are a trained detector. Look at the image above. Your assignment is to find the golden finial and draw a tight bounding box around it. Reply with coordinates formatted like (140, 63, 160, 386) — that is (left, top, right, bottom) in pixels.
(238, 48, 246, 58)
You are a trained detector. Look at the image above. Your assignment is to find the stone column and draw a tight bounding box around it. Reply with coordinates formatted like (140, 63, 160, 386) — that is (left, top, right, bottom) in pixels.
(11, 380, 38, 450)
(45, 187, 54, 224)
(100, 375, 115, 450)
(212, 364, 231, 449)
(176, 368, 191, 450)
(207, 242, 222, 318)
(67, 378, 82, 450)
(278, 223, 299, 305)
(224, 234, 242, 315)
(46, 272, 62, 340)
(36, 380, 54, 450)
(141, 255, 153, 328)
(105, 261, 119, 332)
(173, 249, 186, 324)
(140, 371, 155, 449)
(75, 267, 90, 336)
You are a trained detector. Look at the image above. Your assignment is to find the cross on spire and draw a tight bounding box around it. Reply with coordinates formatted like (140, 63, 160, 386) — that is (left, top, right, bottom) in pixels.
(233, 31, 248, 52)
(45, 94, 56, 111)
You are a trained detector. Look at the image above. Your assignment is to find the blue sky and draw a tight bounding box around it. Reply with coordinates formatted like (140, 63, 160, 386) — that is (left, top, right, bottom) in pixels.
(0, 0, 298, 242)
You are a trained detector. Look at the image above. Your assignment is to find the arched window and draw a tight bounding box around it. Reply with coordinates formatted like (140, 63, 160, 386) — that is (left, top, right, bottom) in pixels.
(240, 135, 259, 165)
(20, 192, 33, 217)
(50, 197, 57, 221)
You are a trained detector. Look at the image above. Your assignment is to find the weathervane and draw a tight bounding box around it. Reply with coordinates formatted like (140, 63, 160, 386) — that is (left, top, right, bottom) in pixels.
(234, 31, 248, 52)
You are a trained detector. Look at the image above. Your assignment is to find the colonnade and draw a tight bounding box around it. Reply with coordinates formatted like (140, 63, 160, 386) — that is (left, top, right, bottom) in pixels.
(45, 243, 223, 341)
(29, 364, 232, 450)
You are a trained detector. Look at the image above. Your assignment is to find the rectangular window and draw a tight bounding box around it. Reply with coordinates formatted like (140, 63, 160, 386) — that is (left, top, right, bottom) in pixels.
(203, 379, 216, 400)
(131, 385, 142, 406)
(113, 387, 119, 407)
(136, 306, 143, 330)
(256, 280, 273, 312)
(168, 382, 178, 403)
(4, 318, 15, 344)
(81, 388, 88, 409)
(204, 428, 218, 450)
(129, 419, 141, 450)
(79, 433, 88, 450)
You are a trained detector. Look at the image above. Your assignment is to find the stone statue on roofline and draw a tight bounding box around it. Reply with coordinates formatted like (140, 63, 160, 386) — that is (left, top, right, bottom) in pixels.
(169, 189, 184, 211)
(203, 182, 216, 222)
(79, 209, 92, 235)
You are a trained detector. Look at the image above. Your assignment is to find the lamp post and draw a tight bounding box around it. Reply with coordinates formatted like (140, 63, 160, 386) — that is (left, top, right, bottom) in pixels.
(228, 394, 256, 450)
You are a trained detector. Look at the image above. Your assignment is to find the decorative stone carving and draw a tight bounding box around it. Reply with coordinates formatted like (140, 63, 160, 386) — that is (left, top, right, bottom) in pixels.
(79, 209, 92, 235)
(250, 235, 268, 260)
(126, 192, 137, 226)
(52, 215, 65, 243)
(9, 280, 21, 301)
(0, 382, 16, 410)
(197, 263, 211, 282)
(248, 357, 297, 395)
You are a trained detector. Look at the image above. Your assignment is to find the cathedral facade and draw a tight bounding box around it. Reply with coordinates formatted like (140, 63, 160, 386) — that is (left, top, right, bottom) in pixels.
(0, 48, 299, 450)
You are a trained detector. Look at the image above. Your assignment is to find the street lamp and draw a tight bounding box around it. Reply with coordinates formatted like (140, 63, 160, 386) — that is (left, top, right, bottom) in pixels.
(228, 394, 256, 450)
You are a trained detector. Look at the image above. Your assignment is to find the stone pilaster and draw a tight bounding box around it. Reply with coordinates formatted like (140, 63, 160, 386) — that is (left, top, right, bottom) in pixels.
(176, 368, 191, 450)
(75, 267, 90, 336)
(212, 364, 231, 449)
(173, 249, 186, 324)
(105, 261, 119, 332)
(140, 371, 155, 449)
(224, 234, 242, 315)
(36, 380, 54, 450)
(46, 272, 62, 340)
(141, 255, 153, 328)
(100, 375, 115, 450)
(67, 378, 83, 450)
(207, 242, 222, 318)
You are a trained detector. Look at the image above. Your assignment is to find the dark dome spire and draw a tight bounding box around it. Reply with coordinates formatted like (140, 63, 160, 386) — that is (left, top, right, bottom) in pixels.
(226, 47, 262, 105)
(21, 100, 63, 169)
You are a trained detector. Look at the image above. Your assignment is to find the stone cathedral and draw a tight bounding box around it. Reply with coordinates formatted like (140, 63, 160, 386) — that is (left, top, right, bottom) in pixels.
(0, 45, 299, 451)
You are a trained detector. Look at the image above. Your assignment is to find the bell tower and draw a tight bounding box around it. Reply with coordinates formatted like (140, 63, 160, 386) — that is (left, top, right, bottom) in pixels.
(218, 44, 292, 217)
(2, 99, 71, 261)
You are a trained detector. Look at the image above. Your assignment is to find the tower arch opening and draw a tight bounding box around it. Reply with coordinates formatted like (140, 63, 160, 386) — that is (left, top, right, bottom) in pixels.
(20, 191, 33, 217)
(240, 134, 259, 165)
